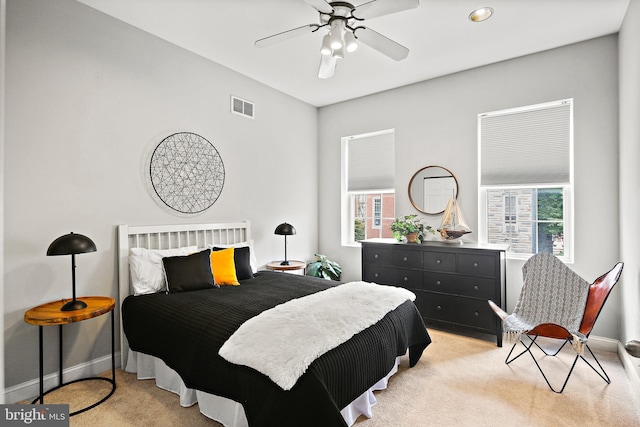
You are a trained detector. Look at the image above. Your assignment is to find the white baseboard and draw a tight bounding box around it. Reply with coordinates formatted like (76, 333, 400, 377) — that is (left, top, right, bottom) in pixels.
(588, 335, 619, 352)
(4, 352, 121, 404)
(619, 341, 640, 396)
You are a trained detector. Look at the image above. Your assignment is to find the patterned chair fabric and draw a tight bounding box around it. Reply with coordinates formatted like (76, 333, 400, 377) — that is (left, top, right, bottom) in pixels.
(503, 253, 590, 342)
(489, 253, 623, 393)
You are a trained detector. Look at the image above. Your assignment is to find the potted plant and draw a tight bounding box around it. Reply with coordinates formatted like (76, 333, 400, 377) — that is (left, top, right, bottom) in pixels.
(391, 214, 434, 243)
(306, 254, 342, 281)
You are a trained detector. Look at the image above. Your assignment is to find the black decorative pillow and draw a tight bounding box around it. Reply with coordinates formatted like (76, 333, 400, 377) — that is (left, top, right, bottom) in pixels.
(163, 248, 218, 293)
(211, 246, 254, 281)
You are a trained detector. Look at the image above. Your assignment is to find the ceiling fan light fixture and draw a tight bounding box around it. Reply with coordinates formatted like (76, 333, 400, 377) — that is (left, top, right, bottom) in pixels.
(320, 34, 332, 55)
(329, 19, 345, 50)
(255, 0, 417, 79)
(344, 30, 358, 52)
(332, 46, 345, 59)
(329, 32, 343, 50)
(469, 7, 494, 22)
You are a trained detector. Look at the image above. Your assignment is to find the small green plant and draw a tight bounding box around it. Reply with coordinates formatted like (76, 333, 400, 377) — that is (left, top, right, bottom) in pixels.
(390, 214, 434, 243)
(307, 254, 342, 281)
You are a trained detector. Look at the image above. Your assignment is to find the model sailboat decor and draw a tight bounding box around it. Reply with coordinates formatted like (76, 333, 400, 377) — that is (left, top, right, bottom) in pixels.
(437, 197, 472, 241)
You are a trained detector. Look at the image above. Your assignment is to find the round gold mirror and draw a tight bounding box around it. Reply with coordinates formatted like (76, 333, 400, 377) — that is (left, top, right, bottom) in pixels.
(408, 165, 458, 215)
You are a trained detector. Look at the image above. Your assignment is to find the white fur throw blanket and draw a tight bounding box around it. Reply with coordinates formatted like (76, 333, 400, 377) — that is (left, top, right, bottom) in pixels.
(218, 281, 415, 390)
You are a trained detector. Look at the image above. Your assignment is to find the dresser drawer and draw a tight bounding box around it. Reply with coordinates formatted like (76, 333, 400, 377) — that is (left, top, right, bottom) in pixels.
(392, 249, 422, 270)
(424, 251, 456, 272)
(363, 264, 394, 284)
(423, 272, 497, 300)
(458, 253, 496, 277)
(391, 268, 423, 290)
(363, 246, 392, 265)
(424, 293, 496, 331)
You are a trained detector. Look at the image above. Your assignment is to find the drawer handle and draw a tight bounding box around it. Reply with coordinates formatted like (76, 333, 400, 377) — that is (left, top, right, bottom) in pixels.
(473, 262, 479, 268)
(403, 256, 408, 262)
(474, 285, 479, 291)
(436, 280, 442, 286)
(436, 259, 441, 264)
(474, 311, 479, 316)
(374, 254, 379, 259)
(403, 276, 409, 282)
(374, 273, 379, 278)
(437, 305, 442, 310)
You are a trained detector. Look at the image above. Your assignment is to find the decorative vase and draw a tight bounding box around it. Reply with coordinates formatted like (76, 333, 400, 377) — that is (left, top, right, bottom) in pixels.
(406, 232, 418, 243)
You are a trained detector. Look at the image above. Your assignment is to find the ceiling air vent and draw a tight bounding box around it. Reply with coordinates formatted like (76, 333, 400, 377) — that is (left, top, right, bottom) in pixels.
(231, 96, 254, 119)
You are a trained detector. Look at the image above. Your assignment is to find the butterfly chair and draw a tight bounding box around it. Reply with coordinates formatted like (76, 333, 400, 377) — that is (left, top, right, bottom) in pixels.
(488, 253, 623, 393)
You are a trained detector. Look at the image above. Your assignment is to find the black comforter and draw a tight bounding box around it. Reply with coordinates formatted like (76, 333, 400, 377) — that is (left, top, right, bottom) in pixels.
(122, 271, 431, 427)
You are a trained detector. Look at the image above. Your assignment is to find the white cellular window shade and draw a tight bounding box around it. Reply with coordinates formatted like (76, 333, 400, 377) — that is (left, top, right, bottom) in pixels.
(480, 100, 572, 186)
(347, 132, 395, 191)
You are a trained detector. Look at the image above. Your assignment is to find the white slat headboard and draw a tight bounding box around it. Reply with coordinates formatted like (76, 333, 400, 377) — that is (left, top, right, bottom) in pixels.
(117, 221, 251, 368)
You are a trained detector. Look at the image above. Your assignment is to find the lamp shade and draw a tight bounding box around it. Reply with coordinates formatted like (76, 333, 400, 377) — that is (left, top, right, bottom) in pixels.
(274, 223, 296, 266)
(47, 232, 96, 311)
(47, 232, 97, 256)
(274, 223, 296, 236)
(320, 34, 332, 55)
(344, 30, 358, 52)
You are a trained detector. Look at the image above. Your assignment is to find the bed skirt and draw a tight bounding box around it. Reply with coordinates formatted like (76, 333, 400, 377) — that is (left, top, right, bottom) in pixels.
(125, 349, 401, 426)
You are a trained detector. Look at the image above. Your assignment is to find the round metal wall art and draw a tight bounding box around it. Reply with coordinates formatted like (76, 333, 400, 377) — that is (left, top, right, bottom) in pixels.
(149, 132, 225, 214)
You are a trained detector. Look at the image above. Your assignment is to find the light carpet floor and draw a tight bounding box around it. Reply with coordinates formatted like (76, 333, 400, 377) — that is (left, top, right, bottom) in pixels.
(27, 329, 640, 426)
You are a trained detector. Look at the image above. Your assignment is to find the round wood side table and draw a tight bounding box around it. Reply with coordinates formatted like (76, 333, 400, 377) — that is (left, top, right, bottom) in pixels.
(24, 296, 116, 416)
(266, 260, 306, 274)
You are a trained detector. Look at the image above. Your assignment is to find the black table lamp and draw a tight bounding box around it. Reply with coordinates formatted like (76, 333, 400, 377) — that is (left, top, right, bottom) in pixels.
(274, 222, 296, 266)
(47, 232, 97, 311)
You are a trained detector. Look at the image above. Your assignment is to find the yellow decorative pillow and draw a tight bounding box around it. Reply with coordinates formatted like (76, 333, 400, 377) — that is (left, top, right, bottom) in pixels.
(210, 247, 239, 286)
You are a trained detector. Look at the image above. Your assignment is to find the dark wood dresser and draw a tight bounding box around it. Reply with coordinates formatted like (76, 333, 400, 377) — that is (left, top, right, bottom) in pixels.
(361, 239, 508, 346)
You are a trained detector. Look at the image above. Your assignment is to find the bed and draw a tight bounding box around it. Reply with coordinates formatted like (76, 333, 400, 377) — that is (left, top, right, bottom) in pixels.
(118, 222, 431, 427)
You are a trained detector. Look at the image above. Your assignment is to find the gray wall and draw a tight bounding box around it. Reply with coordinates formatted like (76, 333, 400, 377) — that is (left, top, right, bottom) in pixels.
(619, 0, 640, 345)
(4, 0, 318, 389)
(318, 35, 622, 339)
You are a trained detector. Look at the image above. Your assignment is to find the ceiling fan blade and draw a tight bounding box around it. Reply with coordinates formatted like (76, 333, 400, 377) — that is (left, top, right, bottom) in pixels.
(255, 24, 318, 48)
(318, 55, 337, 79)
(352, 0, 419, 20)
(302, 0, 334, 14)
(354, 27, 409, 61)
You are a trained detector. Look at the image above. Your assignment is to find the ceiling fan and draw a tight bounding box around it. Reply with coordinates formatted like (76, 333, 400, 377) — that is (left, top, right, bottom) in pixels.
(255, 0, 420, 79)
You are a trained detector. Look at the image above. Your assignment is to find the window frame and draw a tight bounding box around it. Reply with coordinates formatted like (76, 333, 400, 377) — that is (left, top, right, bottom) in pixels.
(341, 129, 395, 247)
(477, 100, 574, 262)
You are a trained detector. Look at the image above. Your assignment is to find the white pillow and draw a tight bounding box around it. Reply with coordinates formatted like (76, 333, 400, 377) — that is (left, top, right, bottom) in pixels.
(129, 246, 198, 295)
(208, 240, 257, 273)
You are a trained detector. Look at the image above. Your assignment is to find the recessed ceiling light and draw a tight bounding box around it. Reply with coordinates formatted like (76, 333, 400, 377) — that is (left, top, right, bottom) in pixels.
(469, 7, 494, 22)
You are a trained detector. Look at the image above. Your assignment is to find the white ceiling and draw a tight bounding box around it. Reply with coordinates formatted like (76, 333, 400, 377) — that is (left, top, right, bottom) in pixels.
(75, 0, 630, 107)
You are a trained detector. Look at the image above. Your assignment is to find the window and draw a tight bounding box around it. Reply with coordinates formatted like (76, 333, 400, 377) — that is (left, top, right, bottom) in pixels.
(478, 99, 573, 261)
(342, 130, 395, 245)
(504, 194, 516, 223)
(373, 197, 382, 228)
(487, 188, 565, 256)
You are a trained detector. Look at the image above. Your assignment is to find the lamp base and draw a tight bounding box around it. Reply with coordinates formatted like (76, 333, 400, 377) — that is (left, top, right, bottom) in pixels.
(61, 299, 87, 311)
(280, 260, 290, 266)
